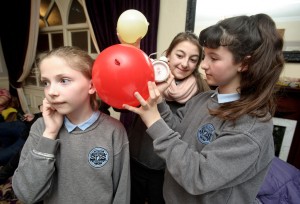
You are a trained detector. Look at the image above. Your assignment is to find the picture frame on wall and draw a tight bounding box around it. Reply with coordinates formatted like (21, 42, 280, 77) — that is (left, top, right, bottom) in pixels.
(272, 117, 297, 161)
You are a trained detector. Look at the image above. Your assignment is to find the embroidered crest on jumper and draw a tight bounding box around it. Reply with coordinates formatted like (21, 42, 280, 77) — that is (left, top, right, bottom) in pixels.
(88, 147, 109, 168)
(197, 123, 215, 144)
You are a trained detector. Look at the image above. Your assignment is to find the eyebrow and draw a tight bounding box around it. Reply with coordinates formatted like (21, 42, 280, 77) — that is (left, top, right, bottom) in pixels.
(204, 50, 219, 56)
(176, 49, 200, 58)
(40, 73, 68, 81)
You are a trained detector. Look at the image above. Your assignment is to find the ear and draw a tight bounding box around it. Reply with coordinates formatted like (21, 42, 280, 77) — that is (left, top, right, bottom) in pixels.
(88, 80, 96, 94)
(238, 55, 251, 72)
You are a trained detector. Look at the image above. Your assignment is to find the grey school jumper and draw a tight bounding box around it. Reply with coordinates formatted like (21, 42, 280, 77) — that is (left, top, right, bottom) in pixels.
(146, 90, 274, 204)
(129, 101, 183, 170)
(12, 113, 130, 204)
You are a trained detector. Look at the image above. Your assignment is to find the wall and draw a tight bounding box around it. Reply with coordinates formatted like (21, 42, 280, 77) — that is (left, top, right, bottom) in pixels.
(195, 17, 300, 79)
(157, 0, 187, 57)
(276, 20, 300, 78)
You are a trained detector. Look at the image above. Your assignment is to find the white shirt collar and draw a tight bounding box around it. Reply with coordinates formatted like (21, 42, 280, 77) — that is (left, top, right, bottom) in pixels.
(64, 111, 100, 133)
(211, 88, 240, 103)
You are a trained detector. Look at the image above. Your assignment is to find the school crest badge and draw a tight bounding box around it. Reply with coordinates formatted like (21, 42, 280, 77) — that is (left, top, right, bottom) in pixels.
(88, 147, 109, 168)
(197, 123, 215, 144)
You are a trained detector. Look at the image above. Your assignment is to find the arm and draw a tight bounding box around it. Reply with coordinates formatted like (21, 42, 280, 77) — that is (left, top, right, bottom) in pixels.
(23, 113, 35, 122)
(146, 119, 261, 194)
(155, 99, 186, 130)
(124, 82, 269, 194)
(112, 125, 131, 204)
(12, 118, 59, 203)
(12, 97, 62, 203)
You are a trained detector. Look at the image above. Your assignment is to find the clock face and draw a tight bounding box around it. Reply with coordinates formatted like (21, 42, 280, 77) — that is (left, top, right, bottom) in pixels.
(153, 60, 170, 83)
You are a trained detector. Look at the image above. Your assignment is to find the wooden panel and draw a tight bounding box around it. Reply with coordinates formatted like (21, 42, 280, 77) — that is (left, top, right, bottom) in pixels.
(275, 86, 300, 169)
(0, 77, 9, 89)
(23, 87, 44, 113)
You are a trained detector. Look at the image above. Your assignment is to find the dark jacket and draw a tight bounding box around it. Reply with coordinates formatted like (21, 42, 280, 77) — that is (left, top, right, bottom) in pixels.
(256, 157, 300, 204)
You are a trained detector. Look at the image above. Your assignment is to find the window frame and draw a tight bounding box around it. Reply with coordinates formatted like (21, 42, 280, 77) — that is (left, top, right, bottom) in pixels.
(25, 0, 97, 88)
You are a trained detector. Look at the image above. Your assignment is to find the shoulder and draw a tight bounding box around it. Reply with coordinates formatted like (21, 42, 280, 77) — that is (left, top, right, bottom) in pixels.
(223, 115, 274, 152)
(193, 90, 216, 101)
(96, 113, 127, 138)
(225, 115, 273, 137)
(185, 90, 216, 107)
(100, 113, 125, 129)
(236, 114, 273, 135)
(97, 113, 129, 152)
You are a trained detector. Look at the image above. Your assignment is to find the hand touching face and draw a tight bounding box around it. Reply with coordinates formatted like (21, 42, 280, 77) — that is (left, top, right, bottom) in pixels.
(40, 56, 95, 124)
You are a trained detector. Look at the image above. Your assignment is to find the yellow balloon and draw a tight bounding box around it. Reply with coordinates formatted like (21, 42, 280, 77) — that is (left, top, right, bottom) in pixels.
(117, 9, 149, 44)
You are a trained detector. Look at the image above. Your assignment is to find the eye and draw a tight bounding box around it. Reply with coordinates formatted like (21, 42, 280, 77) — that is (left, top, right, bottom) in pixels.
(190, 57, 199, 63)
(41, 80, 49, 87)
(208, 54, 218, 61)
(61, 78, 71, 84)
(176, 54, 183, 59)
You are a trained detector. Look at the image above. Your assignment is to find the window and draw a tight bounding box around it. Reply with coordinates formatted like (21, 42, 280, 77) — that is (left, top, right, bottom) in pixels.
(25, 0, 97, 87)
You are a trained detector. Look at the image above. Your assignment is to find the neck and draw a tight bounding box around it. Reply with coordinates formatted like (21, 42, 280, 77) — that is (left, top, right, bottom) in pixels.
(218, 87, 239, 94)
(67, 105, 95, 125)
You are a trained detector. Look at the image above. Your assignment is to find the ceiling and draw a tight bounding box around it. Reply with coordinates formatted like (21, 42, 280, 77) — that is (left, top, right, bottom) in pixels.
(195, 0, 300, 28)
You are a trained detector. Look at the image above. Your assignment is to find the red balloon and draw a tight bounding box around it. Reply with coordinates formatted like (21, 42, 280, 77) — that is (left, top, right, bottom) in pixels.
(92, 44, 154, 109)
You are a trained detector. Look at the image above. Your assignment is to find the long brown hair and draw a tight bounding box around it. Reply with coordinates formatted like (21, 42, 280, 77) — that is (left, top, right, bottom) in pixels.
(165, 31, 210, 93)
(199, 14, 284, 121)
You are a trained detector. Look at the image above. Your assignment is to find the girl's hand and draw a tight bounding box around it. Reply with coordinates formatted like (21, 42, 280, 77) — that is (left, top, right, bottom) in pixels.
(23, 113, 35, 122)
(123, 81, 162, 128)
(42, 98, 63, 140)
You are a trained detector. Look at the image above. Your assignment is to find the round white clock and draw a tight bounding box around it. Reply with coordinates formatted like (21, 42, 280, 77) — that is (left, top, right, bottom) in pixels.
(152, 57, 170, 83)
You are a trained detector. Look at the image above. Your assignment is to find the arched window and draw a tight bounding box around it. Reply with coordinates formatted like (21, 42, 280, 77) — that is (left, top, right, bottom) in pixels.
(25, 0, 97, 87)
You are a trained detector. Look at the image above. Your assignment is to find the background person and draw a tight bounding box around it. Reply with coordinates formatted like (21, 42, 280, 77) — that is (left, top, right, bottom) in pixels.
(0, 104, 43, 184)
(128, 31, 210, 204)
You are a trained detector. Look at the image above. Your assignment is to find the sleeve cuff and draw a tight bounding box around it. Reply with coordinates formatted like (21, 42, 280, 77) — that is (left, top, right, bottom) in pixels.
(157, 99, 168, 112)
(146, 118, 173, 140)
(35, 136, 59, 156)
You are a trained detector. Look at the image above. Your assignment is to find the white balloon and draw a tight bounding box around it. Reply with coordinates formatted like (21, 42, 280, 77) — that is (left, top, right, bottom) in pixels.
(117, 9, 149, 43)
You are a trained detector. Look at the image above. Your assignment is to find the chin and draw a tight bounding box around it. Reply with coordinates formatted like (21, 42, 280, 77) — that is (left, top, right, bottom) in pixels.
(53, 107, 71, 115)
(174, 74, 187, 80)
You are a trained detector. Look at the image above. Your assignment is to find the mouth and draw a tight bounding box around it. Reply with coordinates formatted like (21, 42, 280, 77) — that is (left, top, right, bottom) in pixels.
(176, 67, 189, 72)
(204, 73, 213, 80)
(50, 102, 65, 107)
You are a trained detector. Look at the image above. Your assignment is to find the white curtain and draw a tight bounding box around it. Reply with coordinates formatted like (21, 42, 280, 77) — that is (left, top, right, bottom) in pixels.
(80, 0, 100, 54)
(17, 0, 40, 113)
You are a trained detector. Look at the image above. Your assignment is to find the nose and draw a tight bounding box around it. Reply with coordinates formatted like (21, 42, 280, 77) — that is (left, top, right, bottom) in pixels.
(47, 84, 59, 96)
(200, 58, 208, 71)
(181, 58, 189, 68)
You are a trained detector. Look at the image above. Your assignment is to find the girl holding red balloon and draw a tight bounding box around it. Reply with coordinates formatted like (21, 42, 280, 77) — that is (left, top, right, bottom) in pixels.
(124, 14, 284, 204)
(128, 31, 210, 204)
(12, 46, 130, 204)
